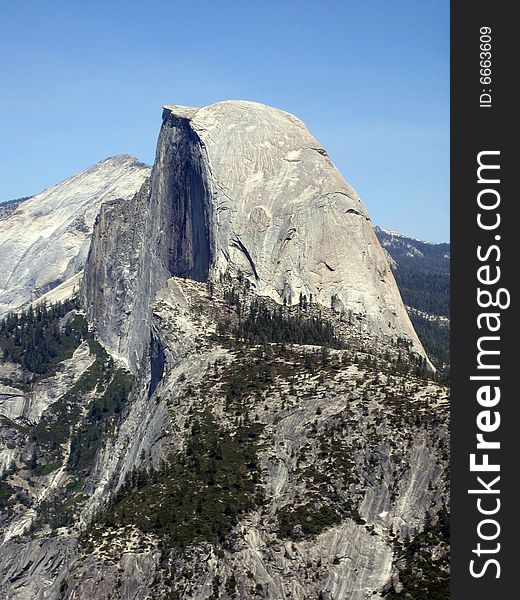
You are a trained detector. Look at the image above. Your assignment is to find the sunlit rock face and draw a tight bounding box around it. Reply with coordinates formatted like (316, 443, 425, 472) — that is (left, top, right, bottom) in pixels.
(0, 155, 150, 317)
(168, 101, 422, 349)
(82, 113, 215, 371)
(0, 103, 446, 599)
(83, 101, 427, 371)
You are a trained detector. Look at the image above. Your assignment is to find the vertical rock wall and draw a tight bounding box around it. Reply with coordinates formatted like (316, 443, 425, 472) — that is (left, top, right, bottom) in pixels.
(83, 101, 428, 371)
(83, 112, 213, 371)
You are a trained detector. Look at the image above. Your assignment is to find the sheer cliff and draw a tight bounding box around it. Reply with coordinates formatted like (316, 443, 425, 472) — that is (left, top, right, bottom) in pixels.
(83, 101, 427, 372)
(0, 155, 150, 318)
(0, 102, 447, 599)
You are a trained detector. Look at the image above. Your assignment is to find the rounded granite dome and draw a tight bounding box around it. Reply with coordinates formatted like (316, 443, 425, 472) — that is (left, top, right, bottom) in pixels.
(83, 100, 429, 369)
(160, 100, 424, 358)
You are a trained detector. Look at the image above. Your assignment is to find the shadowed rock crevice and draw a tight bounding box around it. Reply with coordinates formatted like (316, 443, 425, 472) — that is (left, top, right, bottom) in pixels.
(82, 114, 214, 371)
(159, 111, 213, 282)
(230, 236, 260, 281)
(83, 100, 430, 373)
(148, 333, 165, 399)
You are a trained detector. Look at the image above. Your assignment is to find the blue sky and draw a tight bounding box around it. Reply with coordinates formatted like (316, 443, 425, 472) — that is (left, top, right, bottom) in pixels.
(0, 0, 449, 242)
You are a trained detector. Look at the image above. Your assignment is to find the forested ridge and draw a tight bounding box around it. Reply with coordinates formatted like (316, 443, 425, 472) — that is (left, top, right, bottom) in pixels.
(375, 227, 450, 371)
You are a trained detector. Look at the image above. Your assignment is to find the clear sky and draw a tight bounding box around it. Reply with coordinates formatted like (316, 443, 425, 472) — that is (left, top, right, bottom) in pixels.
(0, 0, 449, 242)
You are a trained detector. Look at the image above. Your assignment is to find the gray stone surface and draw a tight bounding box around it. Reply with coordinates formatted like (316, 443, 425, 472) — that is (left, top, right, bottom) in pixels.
(0, 155, 150, 317)
(0, 102, 446, 599)
(83, 102, 428, 372)
(0, 278, 449, 600)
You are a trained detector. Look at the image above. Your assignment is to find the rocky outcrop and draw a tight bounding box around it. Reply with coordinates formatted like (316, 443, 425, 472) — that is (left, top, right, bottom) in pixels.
(82, 110, 217, 371)
(0, 102, 446, 599)
(81, 183, 152, 370)
(0, 155, 150, 317)
(0, 342, 94, 431)
(0, 276, 448, 600)
(83, 101, 427, 372)
(163, 102, 424, 354)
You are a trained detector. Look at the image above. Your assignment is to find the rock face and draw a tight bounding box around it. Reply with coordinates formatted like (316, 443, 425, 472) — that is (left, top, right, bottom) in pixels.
(0, 101, 447, 599)
(0, 155, 150, 317)
(0, 278, 449, 600)
(0, 342, 95, 428)
(83, 101, 426, 371)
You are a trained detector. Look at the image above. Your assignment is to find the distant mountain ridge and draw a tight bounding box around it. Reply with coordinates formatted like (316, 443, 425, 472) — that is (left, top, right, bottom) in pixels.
(375, 227, 449, 277)
(0, 197, 32, 220)
(0, 155, 151, 317)
(375, 226, 450, 370)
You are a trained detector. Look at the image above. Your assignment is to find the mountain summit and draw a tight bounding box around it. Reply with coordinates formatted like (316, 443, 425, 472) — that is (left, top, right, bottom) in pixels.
(0, 103, 447, 599)
(83, 101, 427, 370)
